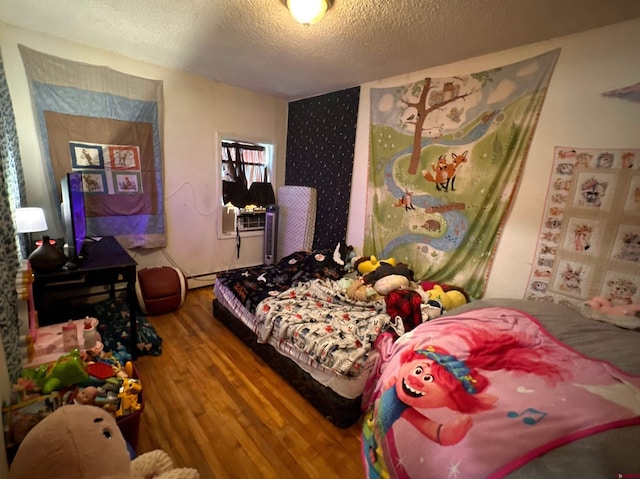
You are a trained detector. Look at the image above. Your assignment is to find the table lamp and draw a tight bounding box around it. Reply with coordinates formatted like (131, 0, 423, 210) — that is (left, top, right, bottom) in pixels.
(15, 207, 48, 254)
(15, 207, 66, 272)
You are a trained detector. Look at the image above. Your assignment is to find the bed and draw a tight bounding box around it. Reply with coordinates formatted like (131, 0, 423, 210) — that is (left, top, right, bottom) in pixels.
(361, 298, 640, 478)
(212, 249, 403, 428)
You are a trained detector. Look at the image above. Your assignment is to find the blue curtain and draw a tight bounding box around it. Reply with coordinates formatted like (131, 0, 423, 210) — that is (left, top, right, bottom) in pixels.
(0, 48, 26, 383)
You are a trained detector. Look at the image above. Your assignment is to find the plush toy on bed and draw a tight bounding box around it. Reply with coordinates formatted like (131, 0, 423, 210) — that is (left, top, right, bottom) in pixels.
(344, 277, 382, 302)
(9, 404, 200, 479)
(355, 255, 397, 275)
(586, 296, 640, 317)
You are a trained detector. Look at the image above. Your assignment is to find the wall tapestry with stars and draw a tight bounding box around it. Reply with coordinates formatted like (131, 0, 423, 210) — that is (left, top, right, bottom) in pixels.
(285, 87, 360, 251)
(364, 49, 560, 298)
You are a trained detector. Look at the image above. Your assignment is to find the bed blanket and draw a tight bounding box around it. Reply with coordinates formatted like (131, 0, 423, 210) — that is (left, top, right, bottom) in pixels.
(255, 279, 401, 377)
(215, 249, 345, 313)
(361, 307, 640, 479)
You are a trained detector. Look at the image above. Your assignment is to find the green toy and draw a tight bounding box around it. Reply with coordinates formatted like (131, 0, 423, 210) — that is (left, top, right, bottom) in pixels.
(39, 349, 89, 393)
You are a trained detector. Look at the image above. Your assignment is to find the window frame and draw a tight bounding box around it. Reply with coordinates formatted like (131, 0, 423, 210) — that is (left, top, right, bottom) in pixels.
(216, 132, 276, 240)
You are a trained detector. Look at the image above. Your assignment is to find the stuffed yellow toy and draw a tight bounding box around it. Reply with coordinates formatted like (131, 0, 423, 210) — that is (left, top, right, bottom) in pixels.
(426, 284, 467, 312)
(9, 404, 199, 479)
(356, 255, 397, 275)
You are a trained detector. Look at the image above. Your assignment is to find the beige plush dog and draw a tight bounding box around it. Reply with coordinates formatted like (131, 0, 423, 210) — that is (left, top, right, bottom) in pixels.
(9, 404, 199, 479)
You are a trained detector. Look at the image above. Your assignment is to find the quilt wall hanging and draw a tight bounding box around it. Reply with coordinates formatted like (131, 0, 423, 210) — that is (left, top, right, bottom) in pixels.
(524, 147, 640, 307)
(19, 45, 166, 249)
(365, 49, 560, 299)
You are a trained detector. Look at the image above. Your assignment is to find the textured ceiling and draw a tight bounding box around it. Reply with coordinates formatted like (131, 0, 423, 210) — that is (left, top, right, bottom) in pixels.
(1, 0, 640, 101)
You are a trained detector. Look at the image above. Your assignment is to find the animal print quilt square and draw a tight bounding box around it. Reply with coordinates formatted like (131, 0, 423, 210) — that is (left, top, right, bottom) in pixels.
(525, 147, 640, 307)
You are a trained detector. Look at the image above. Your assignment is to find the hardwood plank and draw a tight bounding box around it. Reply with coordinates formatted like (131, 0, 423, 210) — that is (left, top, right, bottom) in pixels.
(135, 287, 364, 478)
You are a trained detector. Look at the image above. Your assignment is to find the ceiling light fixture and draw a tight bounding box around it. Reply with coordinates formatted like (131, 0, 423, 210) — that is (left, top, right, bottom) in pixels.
(286, 0, 333, 26)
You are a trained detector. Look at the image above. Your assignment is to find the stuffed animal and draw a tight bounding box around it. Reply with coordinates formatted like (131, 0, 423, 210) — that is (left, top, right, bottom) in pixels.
(345, 277, 382, 302)
(363, 262, 414, 285)
(586, 296, 640, 317)
(373, 274, 410, 296)
(33, 349, 89, 394)
(356, 255, 397, 275)
(425, 284, 467, 312)
(9, 404, 199, 479)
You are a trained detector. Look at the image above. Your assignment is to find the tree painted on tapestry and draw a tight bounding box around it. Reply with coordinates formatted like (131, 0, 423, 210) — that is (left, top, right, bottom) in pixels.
(365, 49, 560, 298)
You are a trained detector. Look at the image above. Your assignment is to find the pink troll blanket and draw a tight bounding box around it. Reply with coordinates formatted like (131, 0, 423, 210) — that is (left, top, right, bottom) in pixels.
(361, 307, 640, 479)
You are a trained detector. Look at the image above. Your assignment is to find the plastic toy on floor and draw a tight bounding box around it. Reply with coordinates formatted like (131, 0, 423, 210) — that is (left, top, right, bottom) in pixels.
(9, 404, 200, 479)
(117, 378, 143, 417)
(37, 349, 89, 393)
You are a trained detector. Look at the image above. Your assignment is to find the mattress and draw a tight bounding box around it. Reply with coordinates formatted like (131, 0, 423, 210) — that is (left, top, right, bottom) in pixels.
(214, 279, 373, 399)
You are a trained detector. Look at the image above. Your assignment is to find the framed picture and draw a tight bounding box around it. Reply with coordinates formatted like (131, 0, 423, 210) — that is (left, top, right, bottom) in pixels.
(113, 172, 142, 194)
(624, 173, 640, 213)
(599, 270, 640, 306)
(69, 142, 104, 169)
(611, 223, 640, 263)
(108, 145, 141, 170)
(80, 171, 107, 195)
(550, 259, 593, 300)
(560, 216, 603, 256)
(570, 170, 616, 211)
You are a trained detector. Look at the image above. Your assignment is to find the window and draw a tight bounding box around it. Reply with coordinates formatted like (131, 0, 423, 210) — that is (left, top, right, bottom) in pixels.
(219, 139, 274, 235)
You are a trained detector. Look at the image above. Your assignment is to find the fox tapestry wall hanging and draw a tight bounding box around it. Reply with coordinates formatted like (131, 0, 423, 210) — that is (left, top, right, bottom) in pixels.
(365, 49, 560, 298)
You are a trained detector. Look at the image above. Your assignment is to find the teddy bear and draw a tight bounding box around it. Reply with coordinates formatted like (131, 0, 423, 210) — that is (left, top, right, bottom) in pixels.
(586, 296, 640, 317)
(343, 277, 382, 302)
(9, 404, 199, 479)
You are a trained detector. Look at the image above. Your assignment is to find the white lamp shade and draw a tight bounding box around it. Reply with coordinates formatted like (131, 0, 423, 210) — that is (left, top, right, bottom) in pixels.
(287, 0, 328, 25)
(15, 207, 48, 233)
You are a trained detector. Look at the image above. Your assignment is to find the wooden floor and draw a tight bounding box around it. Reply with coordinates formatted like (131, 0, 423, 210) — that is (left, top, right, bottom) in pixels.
(135, 286, 364, 478)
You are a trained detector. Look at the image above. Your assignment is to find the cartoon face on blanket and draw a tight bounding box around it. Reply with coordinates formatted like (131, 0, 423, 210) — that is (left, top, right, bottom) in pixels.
(361, 308, 640, 479)
(372, 327, 563, 446)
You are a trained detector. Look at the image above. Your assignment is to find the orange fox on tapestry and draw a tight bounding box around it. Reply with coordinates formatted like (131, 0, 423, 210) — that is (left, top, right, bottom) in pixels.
(525, 147, 640, 307)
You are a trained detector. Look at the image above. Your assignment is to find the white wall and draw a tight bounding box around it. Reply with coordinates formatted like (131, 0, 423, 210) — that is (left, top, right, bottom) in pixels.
(0, 23, 288, 287)
(3, 19, 640, 299)
(348, 18, 640, 299)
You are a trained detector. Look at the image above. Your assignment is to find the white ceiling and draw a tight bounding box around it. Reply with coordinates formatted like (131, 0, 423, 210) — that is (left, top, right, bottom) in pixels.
(2, 0, 640, 101)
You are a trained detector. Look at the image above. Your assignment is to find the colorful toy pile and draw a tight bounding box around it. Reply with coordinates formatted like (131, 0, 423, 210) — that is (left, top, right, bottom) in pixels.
(3, 347, 141, 452)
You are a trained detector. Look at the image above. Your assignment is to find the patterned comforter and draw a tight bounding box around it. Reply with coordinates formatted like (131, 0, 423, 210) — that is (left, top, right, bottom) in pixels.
(215, 250, 346, 313)
(255, 279, 400, 377)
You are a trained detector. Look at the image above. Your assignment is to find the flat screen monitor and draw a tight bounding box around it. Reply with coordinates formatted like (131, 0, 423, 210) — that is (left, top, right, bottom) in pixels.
(61, 171, 87, 260)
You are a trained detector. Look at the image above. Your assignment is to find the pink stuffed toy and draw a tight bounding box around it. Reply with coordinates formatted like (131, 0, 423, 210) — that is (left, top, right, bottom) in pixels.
(586, 296, 640, 317)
